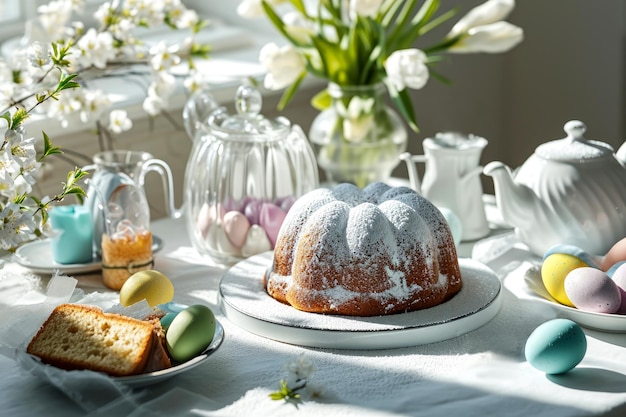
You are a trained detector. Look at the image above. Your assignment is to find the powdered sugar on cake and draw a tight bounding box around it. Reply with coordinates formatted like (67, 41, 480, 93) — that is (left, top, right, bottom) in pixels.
(265, 182, 462, 316)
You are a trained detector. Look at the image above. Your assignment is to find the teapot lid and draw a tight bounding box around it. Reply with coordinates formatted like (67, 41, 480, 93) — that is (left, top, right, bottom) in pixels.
(209, 84, 290, 139)
(535, 120, 614, 161)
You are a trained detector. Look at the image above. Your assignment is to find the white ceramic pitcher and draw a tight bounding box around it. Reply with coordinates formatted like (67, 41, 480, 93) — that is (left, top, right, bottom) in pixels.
(401, 132, 489, 241)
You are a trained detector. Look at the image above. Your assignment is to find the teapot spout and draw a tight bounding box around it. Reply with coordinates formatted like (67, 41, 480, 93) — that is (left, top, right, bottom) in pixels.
(483, 161, 538, 230)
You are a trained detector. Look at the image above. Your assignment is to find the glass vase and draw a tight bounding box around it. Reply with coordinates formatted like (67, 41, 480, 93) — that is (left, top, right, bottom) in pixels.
(309, 82, 408, 188)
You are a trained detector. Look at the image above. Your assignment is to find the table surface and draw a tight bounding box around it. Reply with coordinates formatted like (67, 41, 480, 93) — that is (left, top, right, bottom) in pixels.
(2, 215, 626, 417)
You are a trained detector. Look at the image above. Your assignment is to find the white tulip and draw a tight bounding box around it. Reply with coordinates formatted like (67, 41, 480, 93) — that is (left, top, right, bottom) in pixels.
(449, 21, 524, 53)
(237, 0, 287, 19)
(448, 0, 515, 39)
(384, 49, 429, 91)
(349, 0, 384, 19)
(259, 43, 306, 90)
(283, 11, 315, 44)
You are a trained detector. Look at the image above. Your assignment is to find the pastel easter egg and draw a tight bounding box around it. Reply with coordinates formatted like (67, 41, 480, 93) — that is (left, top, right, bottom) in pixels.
(543, 244, 601, 269)
(166, 304, 216, 363)
(602, 237, 626, 271)
(609, 263, 626, 314)
(564, 267, 621, 314)
(606, 260, 626, 278)
(241, 224, 272, 257)
(541, 253, 588, 307)
(223, 210, 251, 248)
(260, 203, 287, 248)
(196, 204, 225, 239)
(244, 198, 263, 225)
(278, 195, 297, 212)
(214, 221, 239, 255)
(524, 319, 587, 374)
(119, 270, 174, 307)
(160, 312, 178, 330)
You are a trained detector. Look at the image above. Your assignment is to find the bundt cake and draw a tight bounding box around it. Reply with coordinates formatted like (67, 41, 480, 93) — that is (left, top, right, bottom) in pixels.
(264, 182, 462, 316)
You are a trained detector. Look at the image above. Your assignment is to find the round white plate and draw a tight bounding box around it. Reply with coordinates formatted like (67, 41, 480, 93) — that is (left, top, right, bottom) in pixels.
(14, 236, 163, 274)
(219, 253, 502, 349)
(20, 319, 224, 389)
(506, 264, 626, 333)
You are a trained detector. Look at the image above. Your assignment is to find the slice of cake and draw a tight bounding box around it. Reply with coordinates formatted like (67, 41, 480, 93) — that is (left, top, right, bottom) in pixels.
(26, 303, 171, 377)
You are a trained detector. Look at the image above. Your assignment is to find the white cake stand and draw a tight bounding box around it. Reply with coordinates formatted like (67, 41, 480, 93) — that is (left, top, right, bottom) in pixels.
(219, 252, 502, 350)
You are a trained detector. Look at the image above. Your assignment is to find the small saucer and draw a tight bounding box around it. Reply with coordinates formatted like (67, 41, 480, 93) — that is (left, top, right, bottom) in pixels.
(15, 236, 163, 274)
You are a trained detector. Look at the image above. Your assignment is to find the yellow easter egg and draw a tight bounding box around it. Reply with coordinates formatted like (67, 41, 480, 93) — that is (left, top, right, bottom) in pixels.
(119, 270, 174, 307)
(541, 253, 587, 307)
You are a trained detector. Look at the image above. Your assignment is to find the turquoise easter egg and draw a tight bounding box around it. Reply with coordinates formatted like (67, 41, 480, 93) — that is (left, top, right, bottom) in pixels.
(543, 244, 600, 269)
(524, 319, 587, 374)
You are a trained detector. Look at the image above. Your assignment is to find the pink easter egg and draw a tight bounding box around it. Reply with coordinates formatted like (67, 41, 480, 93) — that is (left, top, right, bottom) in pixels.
(223, 210, 251, 249)
(610, 263, 626, 314)
(601, 237, 626, 271)
(564, 267, 621, 314)
(196, 204, 224, 239)
(259, 202, 287, 248)
(244, 198, 263, 225)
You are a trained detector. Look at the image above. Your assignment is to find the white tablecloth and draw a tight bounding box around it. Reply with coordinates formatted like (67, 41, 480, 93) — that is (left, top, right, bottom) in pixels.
(2, 217, 626, 417)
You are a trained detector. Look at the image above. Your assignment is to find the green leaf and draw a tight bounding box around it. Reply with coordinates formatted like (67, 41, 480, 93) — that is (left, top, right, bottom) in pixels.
(277, 71, 307, 111)
(311, 88, 331, 111)
(41, 131, 63, 159)
(385, 81, 419, 133)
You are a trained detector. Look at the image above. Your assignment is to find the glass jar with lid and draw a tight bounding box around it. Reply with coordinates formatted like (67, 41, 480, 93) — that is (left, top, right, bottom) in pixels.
(183, 84, 319, 266)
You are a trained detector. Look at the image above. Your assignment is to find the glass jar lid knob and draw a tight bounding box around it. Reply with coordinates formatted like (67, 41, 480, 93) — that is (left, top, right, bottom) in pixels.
(236, 84, 262, 116)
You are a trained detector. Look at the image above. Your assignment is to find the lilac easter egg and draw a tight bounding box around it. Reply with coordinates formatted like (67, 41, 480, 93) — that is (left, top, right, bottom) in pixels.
(277, 195, 297, 212)
(244, 199, 263, 225)
(609, 263, 626, 314)
(259, 202, 287, 248)
(223, 210, 251, 249)
(564, 267, 621, 314)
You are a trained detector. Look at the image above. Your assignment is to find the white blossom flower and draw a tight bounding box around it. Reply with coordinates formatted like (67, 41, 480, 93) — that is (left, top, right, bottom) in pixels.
(449, 21, 524, 53)
(76, 28, 116, 69)
(448, 0, 516, 39)
(150, 41, 181, 71)
(79, 89, 111, 124)
(384, 49, 429, 91)
(349, 0, 384, 19)
(259, 43, 306, 90)
(285, 354, 316, 380)
(108, 109, 133, 134)
(26, 42, 51, 68)
(143, 92, 165, 116)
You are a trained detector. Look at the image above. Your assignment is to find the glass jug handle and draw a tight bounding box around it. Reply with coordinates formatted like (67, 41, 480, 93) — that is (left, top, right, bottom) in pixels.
(137, 159, 182, 219)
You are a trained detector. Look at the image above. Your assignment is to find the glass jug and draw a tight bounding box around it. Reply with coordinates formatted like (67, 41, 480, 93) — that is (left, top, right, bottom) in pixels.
(183, 84, 319, 266)
(84, 150, 177, 257)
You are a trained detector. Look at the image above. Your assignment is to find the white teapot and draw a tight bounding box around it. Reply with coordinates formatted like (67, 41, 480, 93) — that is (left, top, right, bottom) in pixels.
(484, 120, 626, 256)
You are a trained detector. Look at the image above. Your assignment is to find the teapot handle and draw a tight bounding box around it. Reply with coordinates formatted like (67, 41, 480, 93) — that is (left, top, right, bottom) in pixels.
(400, 152, 427, 193)
(138, 159, 183, 220)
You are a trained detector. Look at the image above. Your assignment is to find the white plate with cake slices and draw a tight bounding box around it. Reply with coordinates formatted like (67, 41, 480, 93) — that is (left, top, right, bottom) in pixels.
(218, 252, 502, 350)
(505, 263, 626, 333)
(14, 236, 163, 275)
(18, 319, 224, 388)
